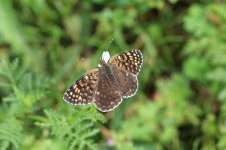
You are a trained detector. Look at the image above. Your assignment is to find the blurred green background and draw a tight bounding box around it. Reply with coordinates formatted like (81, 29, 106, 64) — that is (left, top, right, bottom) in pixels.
(0, 0, 226, 150)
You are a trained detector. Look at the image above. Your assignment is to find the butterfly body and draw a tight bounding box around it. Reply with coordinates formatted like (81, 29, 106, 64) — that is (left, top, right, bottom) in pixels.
(100, 64, 118, 86)
(63, 49, 143, 112)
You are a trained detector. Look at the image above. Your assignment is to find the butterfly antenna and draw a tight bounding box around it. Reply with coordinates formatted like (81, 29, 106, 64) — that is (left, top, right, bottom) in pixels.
(106, 39, 114, 51)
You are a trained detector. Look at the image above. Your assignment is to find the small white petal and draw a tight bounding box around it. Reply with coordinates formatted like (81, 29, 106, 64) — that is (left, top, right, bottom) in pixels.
(102, 51, 110, 63)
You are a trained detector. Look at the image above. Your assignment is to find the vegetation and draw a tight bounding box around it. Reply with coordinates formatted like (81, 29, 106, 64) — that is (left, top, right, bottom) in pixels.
(0, 0, 226, 149)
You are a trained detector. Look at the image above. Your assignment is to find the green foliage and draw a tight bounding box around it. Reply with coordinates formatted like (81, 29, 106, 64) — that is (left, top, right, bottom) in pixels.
(182, 3, 226, 149)
(0, 57, 105, 150)
(36, 109, 105, 150)
(110, 75, 201, 150)
(0, 119, 23, 150)
(1, 0, 226, 150)
(0, 57, 49, 118)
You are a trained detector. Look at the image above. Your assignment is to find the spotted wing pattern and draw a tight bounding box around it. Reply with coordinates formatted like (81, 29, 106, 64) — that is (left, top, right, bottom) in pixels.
(109, 49, 143, 75)
(63, 68, 99, 105)
(93, 74, 122, 112)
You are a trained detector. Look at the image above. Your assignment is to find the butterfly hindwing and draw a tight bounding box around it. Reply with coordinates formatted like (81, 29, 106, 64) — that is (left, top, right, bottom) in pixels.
(63, 68, 99, 105)
(93, 67, 122, 112)
(112, 66, 138, 98)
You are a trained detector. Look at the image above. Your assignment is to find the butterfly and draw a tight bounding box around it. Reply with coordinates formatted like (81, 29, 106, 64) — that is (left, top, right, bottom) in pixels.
(63, 49, 143, 112)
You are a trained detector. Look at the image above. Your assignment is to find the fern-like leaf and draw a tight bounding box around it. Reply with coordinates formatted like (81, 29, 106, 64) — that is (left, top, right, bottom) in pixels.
(0, 119, 23, 150)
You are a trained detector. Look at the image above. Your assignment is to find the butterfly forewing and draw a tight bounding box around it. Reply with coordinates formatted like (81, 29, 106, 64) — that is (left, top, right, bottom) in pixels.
(63, 68, 99, 105)
(109, 49, 143, 75)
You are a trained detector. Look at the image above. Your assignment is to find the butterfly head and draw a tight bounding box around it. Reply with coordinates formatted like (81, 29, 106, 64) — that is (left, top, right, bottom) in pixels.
(98, 51, 110, 67)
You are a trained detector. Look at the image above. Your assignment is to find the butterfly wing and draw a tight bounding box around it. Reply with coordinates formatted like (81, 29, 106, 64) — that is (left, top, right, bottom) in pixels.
(63, 68, 99, 105)
(109, 49, 142, 98)
(93, 68, 122, 112)
(109, 49, 143, 75)
(112, 66, 138, 98)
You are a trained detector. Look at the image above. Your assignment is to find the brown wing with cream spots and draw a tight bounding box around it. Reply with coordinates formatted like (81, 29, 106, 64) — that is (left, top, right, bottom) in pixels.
(63, 68, 99, 105)
(109, 49, 143, 75)
(93, 73, 122, 112)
